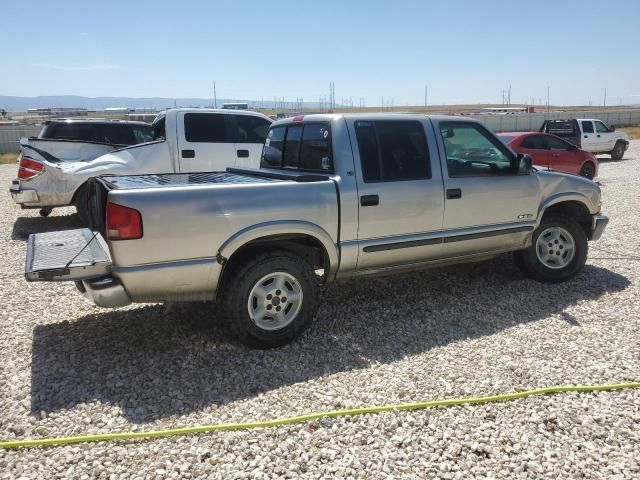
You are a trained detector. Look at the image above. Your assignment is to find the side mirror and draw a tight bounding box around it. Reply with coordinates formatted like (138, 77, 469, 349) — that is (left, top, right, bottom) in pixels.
(609, 125, 616, 131)
(517, 153, 533, 174)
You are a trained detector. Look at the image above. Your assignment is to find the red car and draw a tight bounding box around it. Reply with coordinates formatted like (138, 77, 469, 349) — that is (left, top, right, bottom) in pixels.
(498, 132, 598, 180)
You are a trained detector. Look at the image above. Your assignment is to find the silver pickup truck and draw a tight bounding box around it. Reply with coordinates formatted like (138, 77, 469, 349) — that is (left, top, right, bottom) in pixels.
(25, 114, 608, 347)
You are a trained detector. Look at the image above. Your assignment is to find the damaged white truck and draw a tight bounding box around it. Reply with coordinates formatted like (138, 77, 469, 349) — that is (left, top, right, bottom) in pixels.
(10, 109, 272, 221)
(24, 114, 608, 348)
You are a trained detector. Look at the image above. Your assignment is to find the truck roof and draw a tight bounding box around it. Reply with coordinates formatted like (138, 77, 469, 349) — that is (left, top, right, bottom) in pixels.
(159, 108, 272, 121)
(270, 112, 474, 127)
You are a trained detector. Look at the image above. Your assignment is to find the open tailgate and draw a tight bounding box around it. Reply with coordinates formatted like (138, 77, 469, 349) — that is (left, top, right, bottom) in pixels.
(25, 228, 112, 281)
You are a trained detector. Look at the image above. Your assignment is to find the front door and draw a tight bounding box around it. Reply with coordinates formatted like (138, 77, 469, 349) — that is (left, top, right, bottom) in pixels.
(580, 120, 598, 152)
(545, 134, 582, 175)
(351, 119, 445, 271)
(436, 121, 540, 258)
(177, 112, 236, 172)
(594, 120, 615, 152)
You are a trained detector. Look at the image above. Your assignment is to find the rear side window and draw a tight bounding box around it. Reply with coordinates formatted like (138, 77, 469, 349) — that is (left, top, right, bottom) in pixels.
(235, 115, 271, 143)
(132, 125, 153, 143)
(44, 123, 94, 141)
(184, 113, 229, 142)
(521, 135, 547, 149)
(546, 121, 575, 134)
(93, 124, 136, 145)
(581, 121, 594, 133)
(261, 123, 332, 172)
(355, 120, 430, 182)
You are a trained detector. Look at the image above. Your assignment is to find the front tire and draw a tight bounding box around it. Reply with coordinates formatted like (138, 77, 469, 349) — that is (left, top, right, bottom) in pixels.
(39, 208, 52, 217)
(579, 162, 595, 180)
(610, 141, 625, 161)
(218, 250, 318, 348)
(514, 216, 587, 283)
(73, 184, 91, 226)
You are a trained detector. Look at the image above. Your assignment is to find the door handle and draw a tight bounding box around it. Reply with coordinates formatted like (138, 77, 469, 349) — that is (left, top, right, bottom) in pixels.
(446, 188, 462, 199)
(584, 135, 588, 138)
(597, 135, 601, 138)
(360, 194, 379, 206)
(181, 149, 195, 158)
(237, 149, 250, 158)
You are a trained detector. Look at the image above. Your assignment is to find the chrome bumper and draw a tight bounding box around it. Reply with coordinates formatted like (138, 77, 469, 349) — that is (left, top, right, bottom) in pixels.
(590, 213, 609, 241)
(77, 276, 132, 308)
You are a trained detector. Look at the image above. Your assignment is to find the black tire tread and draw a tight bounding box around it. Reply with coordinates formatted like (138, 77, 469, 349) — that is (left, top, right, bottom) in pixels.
(218, 250, 318, 348)
(514, 215, 588, 283)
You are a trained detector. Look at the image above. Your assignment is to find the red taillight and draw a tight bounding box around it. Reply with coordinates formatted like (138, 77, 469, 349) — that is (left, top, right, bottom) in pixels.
(106, 202, 143, 240)
(18, 156, 44, 180)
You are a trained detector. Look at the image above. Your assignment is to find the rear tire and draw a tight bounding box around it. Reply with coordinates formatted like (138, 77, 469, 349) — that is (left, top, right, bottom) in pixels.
(610, 141, 625, 161)
(579, 162, 595, 180)
(218, 250, 318, 348)
(514, 216, 587, 283)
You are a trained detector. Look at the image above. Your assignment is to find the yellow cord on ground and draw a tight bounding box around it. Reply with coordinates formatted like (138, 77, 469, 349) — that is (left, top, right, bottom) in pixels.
(1, 382, 638, 450)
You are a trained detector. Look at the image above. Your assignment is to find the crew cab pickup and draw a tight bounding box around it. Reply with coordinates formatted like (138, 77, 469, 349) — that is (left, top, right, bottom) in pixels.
(25, 114, 608, 347)
(10, 109, 272, 220)
(540, 118, 629, 160)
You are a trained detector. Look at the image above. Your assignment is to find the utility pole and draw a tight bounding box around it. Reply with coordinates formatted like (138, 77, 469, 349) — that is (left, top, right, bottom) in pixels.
(603, 88, 607, 107)
(213, 81, 217, 109)
(546, 86, 550, 120)
(424, 84, 428, 108)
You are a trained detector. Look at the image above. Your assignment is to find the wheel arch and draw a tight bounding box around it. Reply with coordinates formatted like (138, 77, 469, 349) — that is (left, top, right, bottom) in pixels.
(539, 199, 592, 238)
(217, 221, 339, 285)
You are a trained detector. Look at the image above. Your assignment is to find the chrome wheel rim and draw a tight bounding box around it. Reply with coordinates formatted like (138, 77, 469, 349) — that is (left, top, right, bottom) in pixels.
(247, 272, 303, 331)
(535, 227, 575, 270)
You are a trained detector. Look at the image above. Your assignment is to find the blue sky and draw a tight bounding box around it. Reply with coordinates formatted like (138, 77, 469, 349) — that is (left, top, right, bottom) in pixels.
(3, 0, 640, 105)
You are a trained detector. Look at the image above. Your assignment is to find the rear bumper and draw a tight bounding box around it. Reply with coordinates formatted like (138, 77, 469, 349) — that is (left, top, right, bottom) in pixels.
(77, 276, 132, 308)
(590, 213, 609, 241)
(10, 180, 40, 205)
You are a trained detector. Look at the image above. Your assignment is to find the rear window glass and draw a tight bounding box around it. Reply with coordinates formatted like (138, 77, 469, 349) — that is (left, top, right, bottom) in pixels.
(546, 121, 575, 134)
(184, 113, 228, 142)
(93, 124, 136, 145)
(261, 123, 332, 172)
(581, 121, 594, 133)
(355, 120, 431, 182)
(44, 123, 94, 141)
(497, 134, 516, 144)
(132, 125, 153, 143)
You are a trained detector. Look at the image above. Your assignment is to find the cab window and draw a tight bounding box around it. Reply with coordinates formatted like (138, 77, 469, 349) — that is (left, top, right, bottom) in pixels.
(521, 135, 547, 150)
(261, 123, 332, 172)
(355, 120, 430, 182)
(439, 122, 515, 177)
(594, 121, 610, 133)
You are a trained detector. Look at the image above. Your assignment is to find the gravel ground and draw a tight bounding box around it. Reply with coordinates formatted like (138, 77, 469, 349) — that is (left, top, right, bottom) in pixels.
(1, 144, 639, 479)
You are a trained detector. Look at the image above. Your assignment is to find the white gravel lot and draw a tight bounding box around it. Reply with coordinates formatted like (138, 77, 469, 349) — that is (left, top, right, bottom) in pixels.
(0, 143, 639, 479)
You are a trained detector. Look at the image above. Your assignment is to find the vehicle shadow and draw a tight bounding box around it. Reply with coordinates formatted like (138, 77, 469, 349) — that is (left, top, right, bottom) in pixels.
(30, 256, 629, 423)
(11, 213, 83, 241)
(597, 154, 634, 164)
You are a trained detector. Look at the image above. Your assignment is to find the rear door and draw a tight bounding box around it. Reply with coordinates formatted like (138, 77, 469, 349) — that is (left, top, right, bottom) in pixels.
(231, 114, 272, 167)
(177, 112, 236, 172)
(350, 119, 445, 271)
(436, 121, 539, 257)
(580, 120, 598, 152)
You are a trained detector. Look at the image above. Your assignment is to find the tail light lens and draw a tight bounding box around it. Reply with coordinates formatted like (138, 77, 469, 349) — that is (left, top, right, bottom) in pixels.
(106, 202, 143, 240)
(18, 156, 44, 180)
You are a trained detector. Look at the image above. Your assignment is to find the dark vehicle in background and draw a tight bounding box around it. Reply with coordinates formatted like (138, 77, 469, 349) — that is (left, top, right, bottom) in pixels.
(539, 119, 629, 160)
(39, 120, 153, 146)
(499, 132, 599, 180)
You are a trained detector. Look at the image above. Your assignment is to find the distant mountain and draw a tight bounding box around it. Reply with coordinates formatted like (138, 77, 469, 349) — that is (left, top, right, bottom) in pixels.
(0, 95, 320, 112)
